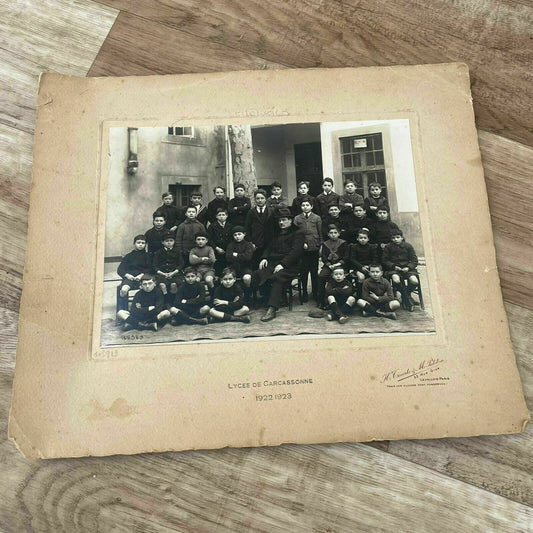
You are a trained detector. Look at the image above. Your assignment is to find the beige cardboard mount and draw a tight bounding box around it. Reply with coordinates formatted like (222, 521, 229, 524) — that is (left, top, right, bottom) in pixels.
(9, 64, 529, 459)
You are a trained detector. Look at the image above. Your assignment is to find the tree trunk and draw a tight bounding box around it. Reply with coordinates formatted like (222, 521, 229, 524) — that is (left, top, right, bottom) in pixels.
(228, 125, 258, 198)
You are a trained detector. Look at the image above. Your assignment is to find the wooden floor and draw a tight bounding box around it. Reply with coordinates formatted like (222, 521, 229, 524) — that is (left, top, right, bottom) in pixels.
(1, 0, 532, 530)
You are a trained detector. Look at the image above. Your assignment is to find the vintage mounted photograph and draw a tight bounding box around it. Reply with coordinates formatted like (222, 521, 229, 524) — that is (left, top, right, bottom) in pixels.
(99, 120, 435, 347)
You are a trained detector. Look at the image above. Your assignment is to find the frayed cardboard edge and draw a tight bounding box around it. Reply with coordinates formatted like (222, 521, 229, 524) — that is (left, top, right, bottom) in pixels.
(8, 411, 44, 460)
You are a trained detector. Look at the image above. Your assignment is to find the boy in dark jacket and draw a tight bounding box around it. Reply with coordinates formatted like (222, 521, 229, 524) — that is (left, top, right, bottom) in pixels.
(116, 274, 170, 331)
(315, 177, 340, 220)
(152, 232, 184, 297)
(153, 192, 182, 233)
(190, 191, 208, 226)
(382, 228, 419, 311)
(176, 205, 207, 264)
(356, 264, 400, 319)
(291, 180, 316, 217)
(325, 266, 356, 323)
(341, 203, 373, 243)
(207, 207, 233, 275)
(293, 198, 322, 301)
(169, 267, 209, 325)
(207, 186, 230, 225)
(117, 234, 152, 299)
(346, 229, 378, 285)
(145, 212, 168, 259)
(321, 204, 347, 240)
(265, 181, 288, 213)
(245, 188, 275, 268)
(226, 226, 254, 289)
(363, 182, 389, 221)
(206, 267, 251, 323)
(339, 179, 364, 214)
(317, 224, 349, 309)
(228, 183, 251, 227)
(371, 206, 400, 253)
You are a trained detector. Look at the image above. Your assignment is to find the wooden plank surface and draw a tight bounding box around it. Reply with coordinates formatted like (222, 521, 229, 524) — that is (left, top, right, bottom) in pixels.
(1, 0, 532, 530)
(90, 0, 533, 148)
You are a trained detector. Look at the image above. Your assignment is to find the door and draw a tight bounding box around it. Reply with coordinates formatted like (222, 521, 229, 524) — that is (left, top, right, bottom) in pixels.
(294, 142, 324, 197)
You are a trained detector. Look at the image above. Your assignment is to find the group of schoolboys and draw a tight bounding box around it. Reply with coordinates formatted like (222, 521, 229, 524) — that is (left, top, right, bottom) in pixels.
(116, 178, 420, 331)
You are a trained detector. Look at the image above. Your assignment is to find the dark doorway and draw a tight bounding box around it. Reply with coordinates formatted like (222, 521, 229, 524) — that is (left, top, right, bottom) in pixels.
(294, 142, 324, 197)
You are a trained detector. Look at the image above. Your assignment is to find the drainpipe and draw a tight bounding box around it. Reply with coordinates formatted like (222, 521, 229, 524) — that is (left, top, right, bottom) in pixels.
(127, 127, 139, 175)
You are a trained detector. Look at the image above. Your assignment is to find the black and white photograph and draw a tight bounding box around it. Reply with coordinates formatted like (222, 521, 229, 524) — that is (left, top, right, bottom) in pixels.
(99, 120, 435, 347)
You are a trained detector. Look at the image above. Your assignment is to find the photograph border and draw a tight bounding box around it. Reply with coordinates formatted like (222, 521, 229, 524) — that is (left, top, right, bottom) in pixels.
(91, 112, 446, 361)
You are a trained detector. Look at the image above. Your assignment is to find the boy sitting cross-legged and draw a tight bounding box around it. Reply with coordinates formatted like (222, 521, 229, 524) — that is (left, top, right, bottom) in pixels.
(189, 232, 216, 290)
(382, 228, 419, 311)
(207, 267, 251, 323)
(357, 264, 401, 320)
(317, 223, 348, 309)
(169, 266, 210, 325)
(117, 234, 152, 301)
(153, 232, 184, 298)
(117, 274, 171, 331)
(325, 266, 356, 324)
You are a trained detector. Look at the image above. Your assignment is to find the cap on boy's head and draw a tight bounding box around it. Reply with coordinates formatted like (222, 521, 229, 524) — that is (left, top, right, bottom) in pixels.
(133, 234, 146, 244)
(297, 180, 310, 188)
(153, 210, 166, 220)
(391, 228, 403, 237)
(369, 181, 382, 189)
(234, 183, 245, 191)
(328, 223, 340, 232)
(162, 232, 175, 241)
(254, 188, 267, 198)
(183, 266, 197, 276)
(141, 274, 155, 282)
(271, 181, 282, 189)
(357, 228, 370, 237)
(215, 207, 228, 214)
(323, 177, 333, 185)
(232, 225, 245, 234)
(332, 265, 345, 272)
(195, 231, 208, 239)
(213, 186, 225, 193)
(275, 207, 293, 219)
(162, 192, 173, 199)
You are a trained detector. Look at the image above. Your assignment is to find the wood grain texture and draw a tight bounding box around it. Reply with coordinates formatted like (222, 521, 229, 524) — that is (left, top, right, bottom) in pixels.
(0, 0, 118, 134)
(90, 0, 533, 147)
(1, 386, 532, 533)
(87, 11, 280, 77)
(480, 131, 533, 310)
(1, 0, 532, 530)
(389, 302, 533, 507)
